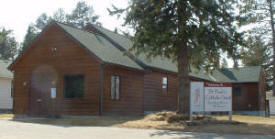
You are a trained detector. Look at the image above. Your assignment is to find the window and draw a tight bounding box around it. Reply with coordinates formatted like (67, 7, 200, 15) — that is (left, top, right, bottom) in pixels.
(162, 77, 168, 93)
(111, 76, 120, 100)
(11, 80, 13, 98)
(233, 87, 242, 97)
(64, 75, 84, 98)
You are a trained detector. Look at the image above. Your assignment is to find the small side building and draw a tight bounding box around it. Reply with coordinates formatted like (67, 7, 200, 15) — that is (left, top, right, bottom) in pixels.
(212, 67, 266, 116)
(0, 60, 13, 111)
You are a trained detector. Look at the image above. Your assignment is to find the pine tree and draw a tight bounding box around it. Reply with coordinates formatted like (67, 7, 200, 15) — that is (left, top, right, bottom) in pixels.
(21, 1, 101, 53)
(239, 0, 275, 95)
(109, 0, 244, 115)
(242, 36, 272, 90)
(66, 1, 101, 28)
(0, 28, 18, 60)
(53, 9, 67, 23)
(21, 25, 37, 53)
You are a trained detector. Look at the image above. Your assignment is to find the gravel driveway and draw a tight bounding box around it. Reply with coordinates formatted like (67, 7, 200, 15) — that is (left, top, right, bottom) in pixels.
(0, 119, 274, 139)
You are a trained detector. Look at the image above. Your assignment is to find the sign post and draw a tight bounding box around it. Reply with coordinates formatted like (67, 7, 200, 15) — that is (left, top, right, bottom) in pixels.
(190, 82, 232, 121)
(204, 82, 232, 121)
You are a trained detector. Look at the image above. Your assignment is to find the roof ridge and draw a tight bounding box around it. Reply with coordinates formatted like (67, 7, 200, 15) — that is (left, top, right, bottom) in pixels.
(86, 24, 150, 71)
(91, 23, 132, 40)
(54, 21, 145, 70)
(219, 66, 260, 70)
(54, 21, 105, 37)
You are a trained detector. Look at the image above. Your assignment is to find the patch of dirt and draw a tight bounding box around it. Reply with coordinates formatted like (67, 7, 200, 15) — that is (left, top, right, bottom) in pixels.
(9, 112, 275, 135)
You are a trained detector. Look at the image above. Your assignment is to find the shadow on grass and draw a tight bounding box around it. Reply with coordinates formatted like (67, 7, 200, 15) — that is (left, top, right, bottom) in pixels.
(7, 114, 275, 135)
(149, 130, 275, 139)
(10, 115, 143, 128)
(150, 130, 232, 139)
(152, 121, 275, 136)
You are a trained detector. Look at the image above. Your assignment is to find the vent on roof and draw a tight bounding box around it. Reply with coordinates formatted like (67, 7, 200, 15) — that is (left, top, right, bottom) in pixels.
(83, 24, 102, 34)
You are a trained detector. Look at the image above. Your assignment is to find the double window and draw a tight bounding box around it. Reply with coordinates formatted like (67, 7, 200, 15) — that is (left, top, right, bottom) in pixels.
(162, 77, 168, 93)
(111, 76, 120, 100)
(64, 75, 84, 98)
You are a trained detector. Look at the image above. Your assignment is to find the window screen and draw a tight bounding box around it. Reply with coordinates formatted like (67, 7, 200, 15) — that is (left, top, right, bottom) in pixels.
(64, 75, 84, 98)
(111, 76, 120, 100)
(162, 77, 168, 93)
(233, 87, 242, 97)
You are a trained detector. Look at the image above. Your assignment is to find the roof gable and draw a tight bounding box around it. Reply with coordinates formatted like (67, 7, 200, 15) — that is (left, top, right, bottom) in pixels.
(57, 23, 144, 71)
(9, 22, 144, 71)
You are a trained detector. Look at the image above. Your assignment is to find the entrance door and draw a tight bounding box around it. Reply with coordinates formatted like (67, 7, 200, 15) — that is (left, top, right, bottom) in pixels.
(29, 65, 57, 116)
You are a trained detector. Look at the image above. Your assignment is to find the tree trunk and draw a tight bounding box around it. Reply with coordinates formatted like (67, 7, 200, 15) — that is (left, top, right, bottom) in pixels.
(176, 0, 190, 116)
(268, 0, 275, 96)
(177, 42, 190, 115)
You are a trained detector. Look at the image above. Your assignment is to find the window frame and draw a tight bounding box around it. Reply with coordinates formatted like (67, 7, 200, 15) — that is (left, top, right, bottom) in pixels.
(233, 86, 242, 97)
(110, 75, 120, 101)
(11, 79, 14, 98)
(162, 76, 168, 93)
(63, 74, 85, 99)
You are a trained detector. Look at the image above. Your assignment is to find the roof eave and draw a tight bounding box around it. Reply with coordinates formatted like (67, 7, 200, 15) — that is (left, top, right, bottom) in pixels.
(0, 76, 13, 79)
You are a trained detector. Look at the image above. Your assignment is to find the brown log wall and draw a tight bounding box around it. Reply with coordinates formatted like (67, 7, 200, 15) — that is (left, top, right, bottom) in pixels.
(13, 24, 101, 115)
(102, 65, 145, 115)
(143, 70, 178, 112)
(232, 83, 260, 111)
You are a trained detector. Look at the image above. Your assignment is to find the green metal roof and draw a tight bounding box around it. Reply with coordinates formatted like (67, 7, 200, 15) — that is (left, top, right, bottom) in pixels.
(55, 22, 261, 83)
(0, 60, 13, 78)
(57, 23, 144, 70)
(91, 24, 261, 82)
(212, 66, 261, 83)
(92, 24, 179, 72)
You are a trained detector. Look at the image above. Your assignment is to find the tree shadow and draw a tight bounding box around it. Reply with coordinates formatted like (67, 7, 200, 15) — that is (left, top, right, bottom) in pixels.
(150, 121, 275, 137)
(150, 130, 275, 139)
(10, 114, 143, 128)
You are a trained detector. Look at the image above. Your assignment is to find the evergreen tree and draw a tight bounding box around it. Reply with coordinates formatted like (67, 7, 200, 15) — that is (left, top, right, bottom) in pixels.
(21, 25, 37, 53)
(66, 1, 101, 28)
(35, 13, 51, 31)
(0, 28, 18, 60)
(21, 1, 101, 53)
(239, 0, 275, 95)
(242, 36, 272, 90)
(109, 0, 243, 115)
(53, 8, 67, 23)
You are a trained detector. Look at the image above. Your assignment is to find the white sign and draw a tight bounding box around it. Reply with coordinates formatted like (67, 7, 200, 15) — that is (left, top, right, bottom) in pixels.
(190, 82, 204, 112)
(204, 87, 232, 112)
(51, 88, 56, 99)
